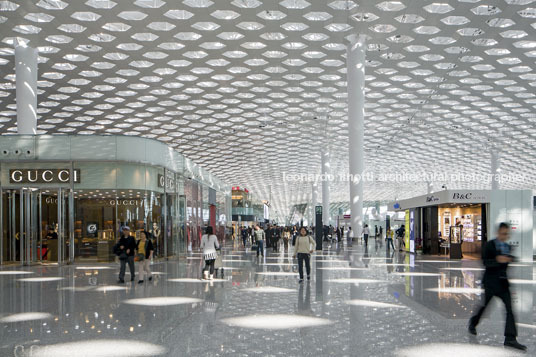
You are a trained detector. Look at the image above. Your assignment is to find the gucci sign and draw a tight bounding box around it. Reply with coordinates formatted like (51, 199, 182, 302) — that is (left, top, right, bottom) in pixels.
(10, 169, 81, 184)
(158, 174, 175, 190)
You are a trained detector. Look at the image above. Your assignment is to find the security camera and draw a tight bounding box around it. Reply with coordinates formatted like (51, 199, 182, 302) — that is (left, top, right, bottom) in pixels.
(13, 149, 21, 156)
(2, 150, 8, 156)
(25, 149, 32, 156)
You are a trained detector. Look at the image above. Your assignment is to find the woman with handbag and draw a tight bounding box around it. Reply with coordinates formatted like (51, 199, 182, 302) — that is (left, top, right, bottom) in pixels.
(200, 226, 220, 280)
(136, 231, 154, 284)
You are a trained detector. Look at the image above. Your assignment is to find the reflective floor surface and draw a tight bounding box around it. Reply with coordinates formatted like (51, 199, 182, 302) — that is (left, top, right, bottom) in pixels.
(1, 240, 535, 356)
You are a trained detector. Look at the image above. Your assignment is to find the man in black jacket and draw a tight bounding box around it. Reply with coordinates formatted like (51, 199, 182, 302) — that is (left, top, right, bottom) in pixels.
(116, 226, 136, 284)
(265, 225, 273, 249)
(272, 226, 281, 252)
(468, 222, 526, 351)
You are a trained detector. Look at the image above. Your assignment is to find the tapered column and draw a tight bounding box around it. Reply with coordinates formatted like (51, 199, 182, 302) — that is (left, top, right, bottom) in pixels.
(311, 182, 318, 225)
(321, 150, 330, 226)
(347, 35, 366, 237)
(491, 150, 499, 190)
(15, 45, 38, 135)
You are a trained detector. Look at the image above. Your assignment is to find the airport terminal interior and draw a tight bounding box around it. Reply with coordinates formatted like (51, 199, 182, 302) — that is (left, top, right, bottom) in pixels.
(1, 0, 536, 356)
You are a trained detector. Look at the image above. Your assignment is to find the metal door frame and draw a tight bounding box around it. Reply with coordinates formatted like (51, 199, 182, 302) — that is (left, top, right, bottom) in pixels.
(0, 186, 72, 266)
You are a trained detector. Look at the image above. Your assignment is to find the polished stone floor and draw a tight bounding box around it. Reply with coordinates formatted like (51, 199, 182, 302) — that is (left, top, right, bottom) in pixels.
(1, 239, 535, 356)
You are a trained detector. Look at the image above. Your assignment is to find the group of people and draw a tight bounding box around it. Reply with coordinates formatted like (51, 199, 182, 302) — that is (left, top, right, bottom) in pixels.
(113, 226, 154, 284)
(251, 225, 316, 282)
(114, 218, 527, 351)
(360, 224, 405, 251)
(240, 224, 302, 253)
(321, 225, 346, 242)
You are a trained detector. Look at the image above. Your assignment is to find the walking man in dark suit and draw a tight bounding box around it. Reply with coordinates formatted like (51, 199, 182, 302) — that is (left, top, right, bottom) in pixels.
(468, 222, 526, 351)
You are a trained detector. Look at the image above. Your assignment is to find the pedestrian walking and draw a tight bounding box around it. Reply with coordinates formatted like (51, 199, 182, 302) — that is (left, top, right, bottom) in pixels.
(200, 226, 220, 280)
(114, 226, 136, 284)
(254, 225, 265, 258)
(293, 227, 316, 283)
(136, 231, 154, 284)
(468, 222, 526, 351)
(363, 224, 370, 245)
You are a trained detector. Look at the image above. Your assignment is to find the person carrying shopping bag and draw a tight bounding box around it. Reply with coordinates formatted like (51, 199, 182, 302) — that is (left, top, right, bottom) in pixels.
(200, 226, 220, 280)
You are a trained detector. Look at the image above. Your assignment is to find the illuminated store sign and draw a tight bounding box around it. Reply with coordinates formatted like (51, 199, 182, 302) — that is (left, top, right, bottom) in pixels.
(451, 192, 487, 201)
(10, 169, 80, 184)
(45, 197, 157, 207)
(232, 186, 249, 192)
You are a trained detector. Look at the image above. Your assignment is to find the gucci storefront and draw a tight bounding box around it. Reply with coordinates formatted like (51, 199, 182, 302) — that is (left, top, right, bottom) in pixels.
(0, 135, 231, 265)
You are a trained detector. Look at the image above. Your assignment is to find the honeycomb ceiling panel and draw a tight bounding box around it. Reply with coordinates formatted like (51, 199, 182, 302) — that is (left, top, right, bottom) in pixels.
(1, 0, 536, 219)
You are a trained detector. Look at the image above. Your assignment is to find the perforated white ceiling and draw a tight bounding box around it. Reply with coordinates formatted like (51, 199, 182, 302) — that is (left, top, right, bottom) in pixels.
(1, 0, 536, 219)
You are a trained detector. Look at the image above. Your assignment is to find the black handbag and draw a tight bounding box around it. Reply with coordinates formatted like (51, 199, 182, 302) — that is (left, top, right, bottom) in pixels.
(119, 252, 128, 260)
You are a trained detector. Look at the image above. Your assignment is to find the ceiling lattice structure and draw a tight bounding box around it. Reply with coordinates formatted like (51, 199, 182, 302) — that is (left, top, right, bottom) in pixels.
(1, 0, 536, 219)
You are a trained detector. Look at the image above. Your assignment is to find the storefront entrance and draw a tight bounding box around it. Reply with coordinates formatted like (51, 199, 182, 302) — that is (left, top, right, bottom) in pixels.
(1, 187, 71, 265)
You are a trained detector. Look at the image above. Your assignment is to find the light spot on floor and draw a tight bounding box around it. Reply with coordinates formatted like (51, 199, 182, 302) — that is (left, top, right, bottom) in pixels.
(0, 270, 34, 275)
(59, 286, 94, 292)
(221, 314, 333, 330)
(123, 297, 203, 306)
(392, 272, 441, 277)
(372, 263, 415, 267)
(329, 278, 386, 284)
(346, 300, 407, 308)
(18, 277, 63, 282)
(30, 340, 167, 357)
(509, 279, 536, 285)
(0, 312, 53, 323)
(395, 343, 524, 357)
(517, 323, 536, 329)
(168, 278, 227, 283)
(222, 259, 251, 263)
(255, 272, 299, 276)
(94, 285, 127, 292)
(242, 286, 296, 293)
(318, 267, 368, 271)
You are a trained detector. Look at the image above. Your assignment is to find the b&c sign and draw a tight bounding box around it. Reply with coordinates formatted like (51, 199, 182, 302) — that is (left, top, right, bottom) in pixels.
(9, 169, 81, 184)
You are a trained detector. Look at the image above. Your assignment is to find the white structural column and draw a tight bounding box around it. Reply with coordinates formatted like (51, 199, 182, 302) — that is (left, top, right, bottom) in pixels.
(311, 182, 318, 224)
(426, 181, 433, 194)
(15, 45, 38, 135)
(491, 150, 499, 190)
(321, 149, 330, 226)
(347, 35, 366, 236)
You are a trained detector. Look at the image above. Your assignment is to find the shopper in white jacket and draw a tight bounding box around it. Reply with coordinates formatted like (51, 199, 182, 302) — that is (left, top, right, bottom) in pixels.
(200, 226, 220, 280)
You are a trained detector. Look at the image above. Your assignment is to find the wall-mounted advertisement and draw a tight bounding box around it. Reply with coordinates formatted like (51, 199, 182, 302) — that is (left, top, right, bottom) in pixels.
(405, 210, 410, 252)
(409, 209, 415, 253)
